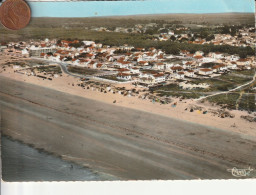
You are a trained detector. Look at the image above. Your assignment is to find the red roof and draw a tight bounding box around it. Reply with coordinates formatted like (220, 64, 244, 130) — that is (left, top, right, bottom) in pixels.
(156, 63, 164, 65)
(153, 73, 165, 78)
(194, 56, 203, 59)
(200, 68, 212, 72)
(171, 66, 183, 70)
(118, 73, 131, 76)
(118, 68, 130, 72)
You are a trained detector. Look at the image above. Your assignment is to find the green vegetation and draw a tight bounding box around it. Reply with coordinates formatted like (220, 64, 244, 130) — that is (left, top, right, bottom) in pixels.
(1, 14, 255, 57)
(232, 69, 255, 77)
(207, 93, 255, 112)
(151, 70, 255, 103)
(207, 93, 240, 110)
(100, 75, 126, 82)
(67, 66, 99, 75)
(156, 91, 202, 99)
(206, 73, 256, 112)
(36, 65, 62, 74)
(188, 73, 252, 92)
(238, 94, 255, 112)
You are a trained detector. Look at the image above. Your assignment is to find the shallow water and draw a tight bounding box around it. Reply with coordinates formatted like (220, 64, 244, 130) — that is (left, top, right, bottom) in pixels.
(1, 136, 110, 181)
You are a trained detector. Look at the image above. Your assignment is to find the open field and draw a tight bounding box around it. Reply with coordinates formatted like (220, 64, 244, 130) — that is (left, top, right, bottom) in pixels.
(206, 79, 256, 112)
(36, 65, 62, 74)
(151, 70, 255, 99)
(67, 66, 101, 75)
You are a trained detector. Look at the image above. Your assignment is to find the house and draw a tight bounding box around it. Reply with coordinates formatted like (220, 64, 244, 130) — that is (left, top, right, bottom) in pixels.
(21, 49, 29, 57)
(175, 72, 185, 80)
(198, 68, 213, 76)
(212, 64, 227, 72)
(118, 68, 130, 74)
(183, 61, 193, 69)
(153, 73, 166, 83)
(130, 67, 140, 74)
(194, 51, 204, 57)
(114, 61, 133, 69)
(171, 66, 183, 73)
(185, 70, 195, 78)
(153, 62, 165, 70)
(194, 56, 204, 62)
(227, 62, 237, 70)
(165, 63, 174, 70)
(180, 50, 190, 57)
(209, 52, 223, 59)
(236, 58, 250, 66)
(139, 71, 163, 85)
(229, 55, 240, 61)
(117, 73, 131, 81)
(138, 61, 149, 66)
(87, 61, 97, 69)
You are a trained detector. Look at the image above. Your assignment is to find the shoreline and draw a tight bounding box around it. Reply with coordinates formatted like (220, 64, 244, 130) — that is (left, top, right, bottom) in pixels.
(1, 135, 117, 181)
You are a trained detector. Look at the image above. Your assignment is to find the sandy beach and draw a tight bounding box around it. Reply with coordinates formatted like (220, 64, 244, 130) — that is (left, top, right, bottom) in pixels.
(1, 73, 256, 180)
(0, 54, 255, 136)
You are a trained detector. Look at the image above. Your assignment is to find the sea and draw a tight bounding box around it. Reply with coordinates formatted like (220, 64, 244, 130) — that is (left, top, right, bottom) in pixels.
(1, 136, 113, 182)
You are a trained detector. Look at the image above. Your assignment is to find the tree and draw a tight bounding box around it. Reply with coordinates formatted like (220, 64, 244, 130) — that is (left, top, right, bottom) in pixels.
(239, 52, 247, 59)
(57, 40, 62, 45)
(206, 34, 215, 41)
(159, 28, 168, 34)
(169, 35, 175, 41)
(127, 28, 133, 33)
(69, 42, 84, 48)
(221, 26, 231, 34)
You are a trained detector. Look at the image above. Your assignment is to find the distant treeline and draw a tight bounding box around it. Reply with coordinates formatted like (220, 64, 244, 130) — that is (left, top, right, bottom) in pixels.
(97, 38, 254, 58)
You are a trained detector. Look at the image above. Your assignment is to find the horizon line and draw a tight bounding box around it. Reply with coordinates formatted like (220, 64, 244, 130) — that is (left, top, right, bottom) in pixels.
(31, 12, 255, 18)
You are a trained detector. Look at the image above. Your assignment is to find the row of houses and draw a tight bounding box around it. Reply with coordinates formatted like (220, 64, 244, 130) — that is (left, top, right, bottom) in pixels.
(2, 38, 255, 86)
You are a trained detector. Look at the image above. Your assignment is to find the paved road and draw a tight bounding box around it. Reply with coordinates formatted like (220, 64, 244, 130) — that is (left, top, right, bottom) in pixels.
(1, 75, 256, 180)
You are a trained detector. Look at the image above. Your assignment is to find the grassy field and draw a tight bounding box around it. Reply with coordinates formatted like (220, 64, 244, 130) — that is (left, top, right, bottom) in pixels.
(151, 70, 255, 104)
(206, 93, 255, 112)
(188, 71, 254, 92)
(100, 75, 126, 82)
(67, 66, 100, 75)
(36, 66, 62, 74)
(156, 91, 202, 99)
(206, 72, 256, 112)
(152, 70, 254, 94)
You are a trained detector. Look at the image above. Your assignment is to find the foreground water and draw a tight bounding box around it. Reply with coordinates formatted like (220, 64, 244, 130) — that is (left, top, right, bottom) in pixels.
(1, 136, 115, 181)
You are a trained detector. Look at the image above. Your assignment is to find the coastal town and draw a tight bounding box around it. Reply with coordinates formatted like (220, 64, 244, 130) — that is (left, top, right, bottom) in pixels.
(0, 25, 256, 132)
(1, 33, 255, 84)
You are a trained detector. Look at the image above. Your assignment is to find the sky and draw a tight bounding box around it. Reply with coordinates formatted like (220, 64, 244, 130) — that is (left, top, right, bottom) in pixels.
(27, 0, 255, 17)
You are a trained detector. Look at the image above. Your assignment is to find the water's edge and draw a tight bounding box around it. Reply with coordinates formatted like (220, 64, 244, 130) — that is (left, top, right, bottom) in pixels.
(1, 135, 117, 181)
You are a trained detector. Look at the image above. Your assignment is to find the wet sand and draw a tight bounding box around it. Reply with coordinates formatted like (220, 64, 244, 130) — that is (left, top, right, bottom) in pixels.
(1, 136, 117, 181)
(1, 75, 256, 180)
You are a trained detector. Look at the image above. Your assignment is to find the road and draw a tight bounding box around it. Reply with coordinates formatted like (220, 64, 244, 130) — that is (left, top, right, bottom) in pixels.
(1, 75, 256, 180)
(197, 71, 256, 101)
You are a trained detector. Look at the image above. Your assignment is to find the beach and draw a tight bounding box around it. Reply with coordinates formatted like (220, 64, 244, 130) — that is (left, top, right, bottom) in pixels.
(1, 75, 256, 179)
